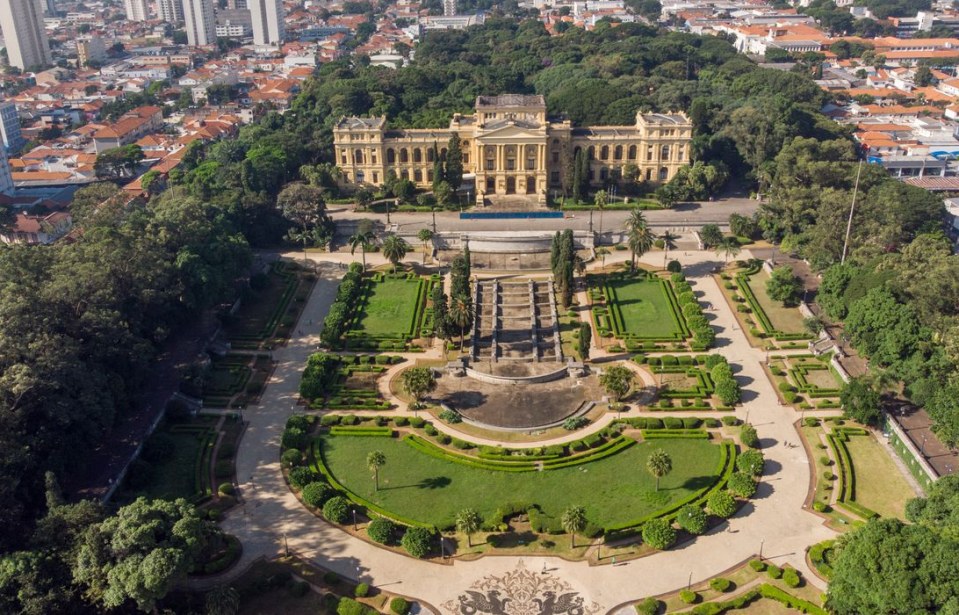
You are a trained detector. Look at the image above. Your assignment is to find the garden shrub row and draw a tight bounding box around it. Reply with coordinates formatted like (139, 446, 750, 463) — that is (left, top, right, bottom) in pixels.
(642, 429, 710, 439)
(589, 271, 692, 343)
(734, 266, 811, 343)
(789, 364, 842, 398)
(688, 584, 823, 615)
(808, 540, 835, 579)
(229, 261, 302, 344)
(321, 263, 364, 347)
(328, 426, 394, 437)
(165, 424, 218, 504)
(826, 429, 880, 520)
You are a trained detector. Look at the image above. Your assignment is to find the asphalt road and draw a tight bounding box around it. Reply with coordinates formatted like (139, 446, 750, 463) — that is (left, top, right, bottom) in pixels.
(328, 197, 760, 234)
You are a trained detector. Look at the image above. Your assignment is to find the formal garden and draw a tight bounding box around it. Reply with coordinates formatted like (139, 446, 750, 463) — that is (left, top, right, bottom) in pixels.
(299, 353, 405, 411)
(278, 413, 766, 562)
(116, 411, 245, 516)
(800, 418, 916, 527)
(226, 261, 315, 350)
(201, 353, 273, 408)
(632, 354, 743, 411)
(717, 261, 812, 350)
(766, 354, 844, 410)
(321, 264, 439, 352)
(588, 269, 714, 352)
(634, 558, 825, 615)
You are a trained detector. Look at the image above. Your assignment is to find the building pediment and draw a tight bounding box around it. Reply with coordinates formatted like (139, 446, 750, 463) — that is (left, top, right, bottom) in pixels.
(475, 123, 546, 141)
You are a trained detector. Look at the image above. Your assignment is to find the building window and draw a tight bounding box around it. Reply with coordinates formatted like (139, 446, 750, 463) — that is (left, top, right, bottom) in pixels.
(427, 149, 434, 163)
(486, 176, 495, 193)
(356, 171, 365, 182)
(414, 170, 422, 182)
(600, 168, 608, 181)
(588, 146, 595, 160)
(551, 171, 560, 184)
(427, 170, 433, 182)
(600, 145, 609, 160)
(659, 167, 668, 180)
(387, 149, 395, 164)
(614, 145, 623, 160)
(628, 145, 637, 160)
(341, 149, 347, 164)
(372, 172, 378, 183)
(678, 146, 685, 160)
(661, 145, 670, 160)
(400, 149, 409, 163)
(646, 145, 653, 161)
(646, 169, 652, 181)
(463, 152, 469, 164)
(485, 159, 495, 171)
(413, 148, 422, 163)
(371, 153, 377, 164)
(552, 152, 559, 164)
(354, 149, 364, 164)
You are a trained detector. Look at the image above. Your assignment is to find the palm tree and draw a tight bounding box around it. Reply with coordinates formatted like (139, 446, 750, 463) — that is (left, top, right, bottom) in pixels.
(647, 449, 672, 492)
(661, 229, 679, 268)
(595, 190, 607, 243)
(381, 234, 411, 272)
(367, 450, 386, 491)
(716, 236, 741, 265)
(561, 505, 587, 549)
(417, 228, 434, 264)
(456, 508, 482, 548)
(349, 228, 377, 272)
(627, 223, 656, 270)
(625, 209, 648, 235)
(205, 585, 240, 615)
(449, 295, 474, 352)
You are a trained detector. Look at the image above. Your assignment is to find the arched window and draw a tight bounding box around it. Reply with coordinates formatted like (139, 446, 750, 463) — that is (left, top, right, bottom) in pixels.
(427, 148, 435, 163)
(661, 145, 670, 160)
(628, 145, 637, 160)
(587, 146, 595, 160)
(413, 148, 422, 163)
(400, 148, 409, 163)
(525, 144, 537, 171)
(401, 170, 409, 180)
(614, 145, 623, 160)
(414, 169, 422, 182)
(354, 149, 364, 164)
(441, 148, 448, 159)
(659, 167, 668, 180)
(600, 145, 609, 160)
(386, 148, 395, 164)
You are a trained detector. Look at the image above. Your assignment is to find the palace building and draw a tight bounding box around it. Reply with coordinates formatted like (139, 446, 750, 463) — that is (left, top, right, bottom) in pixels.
(333, 94, 692, 206)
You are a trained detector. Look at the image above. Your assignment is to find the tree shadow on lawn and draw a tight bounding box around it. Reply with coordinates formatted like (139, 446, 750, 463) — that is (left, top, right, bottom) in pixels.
(679, 475, 716, 491)
(488, 531, 539, 549)
(379, 476, 452, 491)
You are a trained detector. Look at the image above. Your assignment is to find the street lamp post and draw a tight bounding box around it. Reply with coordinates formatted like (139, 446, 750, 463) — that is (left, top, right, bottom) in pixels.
(759, 538, 765, 560)
(283, 533, 289, 556)
(432, 206, 437, 234)
(352, 508, 357, 532)
(921, 435, 928, 456)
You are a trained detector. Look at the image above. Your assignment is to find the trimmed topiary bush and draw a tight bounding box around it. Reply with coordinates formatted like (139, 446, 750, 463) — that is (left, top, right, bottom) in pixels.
(727, 472, 758, 498)
(642, 518, 676, 550)
(677, 504, 708, 535)
(401, 526, 435, 559)
(736, 449, 765, 476)
(281, 448, 304, 468)
(709, 577, 731, 592)
(783, 567, 801, 588)
(766, 564, 782, 579)
(288, 466, 316, 490)
(749, 559, 766, 572)
(707, 490, 737, 518)
(337, 597, 375, 615)
(355, 583, 369, 597)
(323, 496, 350, 524)
(739, 424, 759, 448)
(390, 597, 411, 615)
(367, 517, 396, 544)
(218, 482, 235, 496)
(679, 590, 699, 604)
(302, 482, 331, 508)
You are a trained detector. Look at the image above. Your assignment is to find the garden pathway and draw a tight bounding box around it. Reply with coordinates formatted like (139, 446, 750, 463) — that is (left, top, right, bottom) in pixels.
(215, 250, 837, 613)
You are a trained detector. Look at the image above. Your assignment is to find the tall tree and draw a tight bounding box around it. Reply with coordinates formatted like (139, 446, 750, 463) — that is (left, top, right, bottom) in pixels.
(278, 182, 332, 251)
(627, 215, 655, 270)
(381, 234, 411, 272)
(646, 449, 673, 491)
(455, 508, 482, 548)
(561, 505, 587, 548)
(366, 451, 386, 492)
(449, 295, 474, 351)
(401, 367, 437, 403)
(446, 134, 464, 189)
(205, 585, 240, 615)
(349, 223, 377, 272)
(716, 236, 741, 264)
(417, 228, 434, 263)
(73, 498, 216, 613)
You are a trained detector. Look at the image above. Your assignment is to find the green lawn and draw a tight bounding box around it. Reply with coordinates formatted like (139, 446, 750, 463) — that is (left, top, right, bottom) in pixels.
(319, 435, 721, 529)
(845, 434, 916, 519)
(607, 276, 682, 338)
(743, 270, 807, 335)
(350, 277, 422, 339)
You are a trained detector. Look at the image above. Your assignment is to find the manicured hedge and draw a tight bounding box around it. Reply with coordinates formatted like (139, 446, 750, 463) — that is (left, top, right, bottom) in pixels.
(329, 426, 394, 437)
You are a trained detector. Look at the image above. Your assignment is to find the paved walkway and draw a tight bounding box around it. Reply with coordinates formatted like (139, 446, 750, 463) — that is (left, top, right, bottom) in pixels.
(216, 250, 837, 613)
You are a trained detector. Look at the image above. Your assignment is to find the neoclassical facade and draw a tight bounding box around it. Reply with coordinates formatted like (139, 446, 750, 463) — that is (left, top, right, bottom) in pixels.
(333, 95, 692, 205)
